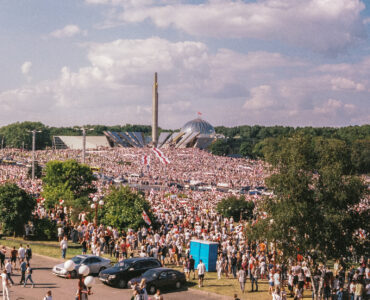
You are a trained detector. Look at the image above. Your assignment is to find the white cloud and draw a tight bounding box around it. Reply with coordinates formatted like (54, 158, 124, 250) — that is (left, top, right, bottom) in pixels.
(1, 37, 369, 127)
(50, 25, 87, 38)
(331, 77, 365, 91)
(89, 0, 367, 54)
(243, 85, 276, 110)
(21, 61, 32, 75)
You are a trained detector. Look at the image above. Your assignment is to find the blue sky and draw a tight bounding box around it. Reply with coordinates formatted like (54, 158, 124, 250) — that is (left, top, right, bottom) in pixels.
(0, 0, 369, 129)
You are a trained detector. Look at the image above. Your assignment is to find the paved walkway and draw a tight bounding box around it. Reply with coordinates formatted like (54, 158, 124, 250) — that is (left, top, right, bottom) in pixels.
(0, 252, 231, 300)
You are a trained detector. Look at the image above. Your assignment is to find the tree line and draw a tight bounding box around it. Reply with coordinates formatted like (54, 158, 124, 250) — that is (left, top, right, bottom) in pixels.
(210, 124, 370, 174)
(0, 121, 369, 173)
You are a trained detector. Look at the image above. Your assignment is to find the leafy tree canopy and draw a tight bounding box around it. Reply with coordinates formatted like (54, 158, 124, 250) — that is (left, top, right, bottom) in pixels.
(42, 160, 96, 209)
(0, 183, 36, 235)
(249, 134, 368, 261)
(100, 186, 156, 231)
(0, 121, 50, 149)
(217, 195, 254, 222)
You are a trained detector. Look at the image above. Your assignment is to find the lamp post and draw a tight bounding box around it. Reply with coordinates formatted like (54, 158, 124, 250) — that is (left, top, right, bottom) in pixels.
(27, 130, 42, 180)
(91, 196, 104, 227)
(76, 127, 93, 164)
(64, 261, 94, 300)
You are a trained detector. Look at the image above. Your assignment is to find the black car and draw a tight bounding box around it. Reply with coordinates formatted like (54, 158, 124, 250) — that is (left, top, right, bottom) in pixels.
(128, 268, 186, 294)
(99, 257, 161, 288)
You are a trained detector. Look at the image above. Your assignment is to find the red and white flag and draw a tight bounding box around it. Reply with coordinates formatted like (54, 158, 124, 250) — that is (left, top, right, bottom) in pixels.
(142, 155, 150, 166)
(142, 210, 152, 226)
(152, 148, 170, 165)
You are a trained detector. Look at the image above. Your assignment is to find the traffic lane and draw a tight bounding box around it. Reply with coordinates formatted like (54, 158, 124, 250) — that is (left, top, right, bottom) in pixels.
(4, 253, 230, 300)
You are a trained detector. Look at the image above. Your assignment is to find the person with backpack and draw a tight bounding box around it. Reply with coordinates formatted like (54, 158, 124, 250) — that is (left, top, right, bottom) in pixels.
(23, 263, 35, 288)
(25, 244, 32, 263)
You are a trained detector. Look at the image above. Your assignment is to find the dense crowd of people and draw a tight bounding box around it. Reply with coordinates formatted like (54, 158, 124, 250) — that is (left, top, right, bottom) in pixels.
(0, 147, 369, 299)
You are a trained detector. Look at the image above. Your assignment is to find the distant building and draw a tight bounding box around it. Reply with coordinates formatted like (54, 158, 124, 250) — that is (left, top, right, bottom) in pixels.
(53, 136, 111, 150)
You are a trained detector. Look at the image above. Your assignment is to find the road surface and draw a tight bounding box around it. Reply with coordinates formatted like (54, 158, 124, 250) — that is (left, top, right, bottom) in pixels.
(0, 253, 231, 300)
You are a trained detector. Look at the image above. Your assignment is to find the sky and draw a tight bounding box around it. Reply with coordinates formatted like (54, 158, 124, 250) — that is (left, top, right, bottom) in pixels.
(0, 0, 369, 129)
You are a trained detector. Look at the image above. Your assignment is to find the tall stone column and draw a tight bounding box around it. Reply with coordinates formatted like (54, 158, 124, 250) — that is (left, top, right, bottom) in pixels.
(152, 72, 158, 146)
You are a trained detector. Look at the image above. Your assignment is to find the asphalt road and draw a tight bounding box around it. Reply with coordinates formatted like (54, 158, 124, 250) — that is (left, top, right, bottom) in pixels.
(0, 253, 231, 300)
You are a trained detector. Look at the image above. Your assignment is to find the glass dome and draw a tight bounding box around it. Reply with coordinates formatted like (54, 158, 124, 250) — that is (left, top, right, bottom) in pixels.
(181, 118, 215, 136)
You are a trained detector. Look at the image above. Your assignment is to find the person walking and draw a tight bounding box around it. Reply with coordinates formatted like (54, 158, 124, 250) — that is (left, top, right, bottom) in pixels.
(10, 247, 17, 270)
(18, 244, 26, 265)
(19, 258, 27, 285)
(60, 236, 68, 259)
(197, 259, 206, 288)
(1, 270, 11, 300)
(23, 263, 35, 288)
(238, 267, 246, 294)
(25, 245, 32, 263)
(5, 259, 14, 285)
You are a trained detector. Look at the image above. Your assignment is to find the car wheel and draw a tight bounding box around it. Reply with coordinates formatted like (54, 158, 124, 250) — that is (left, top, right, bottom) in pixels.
(70, 270, 77, 279)
(148, 285, 157, 295)
(117, 279, 126, 289)
(175, 281, 181, 289)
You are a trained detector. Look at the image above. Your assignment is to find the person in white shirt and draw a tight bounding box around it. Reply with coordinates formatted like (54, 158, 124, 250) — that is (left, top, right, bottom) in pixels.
(197, 259, 206, 288)
(60, 236, 68, 259)
(18, 244, 26, 264)
(5, 260, 14, 285)
(1, 270, 10, 300)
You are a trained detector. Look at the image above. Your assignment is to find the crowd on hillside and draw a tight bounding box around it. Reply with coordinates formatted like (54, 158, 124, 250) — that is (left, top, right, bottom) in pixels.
(0, 147, 266, 196)
(0, 147, 369, 300)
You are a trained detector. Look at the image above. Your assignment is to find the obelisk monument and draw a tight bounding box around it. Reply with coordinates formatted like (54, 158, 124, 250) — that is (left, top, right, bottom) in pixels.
(152, 72, 158, 146)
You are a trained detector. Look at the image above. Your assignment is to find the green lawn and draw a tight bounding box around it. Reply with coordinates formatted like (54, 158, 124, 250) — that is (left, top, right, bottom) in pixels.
(0, 237, 313, 300)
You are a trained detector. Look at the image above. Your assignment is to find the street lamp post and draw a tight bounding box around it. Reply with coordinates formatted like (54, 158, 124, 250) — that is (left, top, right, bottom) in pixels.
(91, 196, 104, 227)
(28, 130, 42, 180)
(64, 261, 94, 300)
(76, 127, 93, 164)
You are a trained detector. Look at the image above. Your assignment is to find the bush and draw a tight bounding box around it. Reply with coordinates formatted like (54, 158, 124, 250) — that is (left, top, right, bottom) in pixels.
(32, 218, 57, 240)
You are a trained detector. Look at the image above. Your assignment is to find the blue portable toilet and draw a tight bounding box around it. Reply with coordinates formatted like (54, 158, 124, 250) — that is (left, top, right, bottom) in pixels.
(190, 240, 218, 272)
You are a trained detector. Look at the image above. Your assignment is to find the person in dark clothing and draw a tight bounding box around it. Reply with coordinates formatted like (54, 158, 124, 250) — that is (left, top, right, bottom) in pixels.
(19, 259, 27, 284)
(25, 245, 32, 263)
(189, 255, 195, 280)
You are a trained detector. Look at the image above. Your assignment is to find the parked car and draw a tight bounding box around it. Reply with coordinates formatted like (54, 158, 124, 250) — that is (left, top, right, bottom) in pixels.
(99, 257, 161, 288)
(52, 255, 111, 278)
(128, 268, 186, 294)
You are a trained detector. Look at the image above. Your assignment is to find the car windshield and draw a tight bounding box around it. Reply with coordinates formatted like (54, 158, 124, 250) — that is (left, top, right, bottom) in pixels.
(71, 257, 83, 265)
(114, 261, 129, 269)
(142, 269, 159, 279)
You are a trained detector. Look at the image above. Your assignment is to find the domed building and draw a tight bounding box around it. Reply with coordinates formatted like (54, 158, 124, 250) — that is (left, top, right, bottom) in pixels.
(181, 118, 216, 136)
(154, 117, 217, 149)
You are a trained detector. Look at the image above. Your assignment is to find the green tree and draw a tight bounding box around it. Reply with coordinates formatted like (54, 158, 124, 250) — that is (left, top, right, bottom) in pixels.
(209, 139, 231, 156)
(0, 183, 36, 235)
(250, 134, 368, 261)
(100, 186, 156, 230)
(351, 139, 370, 174)
(217, 196, 255, 222)
(0, 121, 50, 149)
(42, 160, 96, 209)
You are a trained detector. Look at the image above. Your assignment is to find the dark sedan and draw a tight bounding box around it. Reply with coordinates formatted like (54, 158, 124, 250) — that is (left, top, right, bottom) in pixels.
(99, 257, 161, 288)
(128, 268, 186, 294)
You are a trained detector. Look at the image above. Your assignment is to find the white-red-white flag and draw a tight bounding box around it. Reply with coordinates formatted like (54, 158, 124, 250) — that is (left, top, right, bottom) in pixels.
(142, 155, 150, 166)
(142, 210, 152, 226)
(152, 148, 170, 165)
